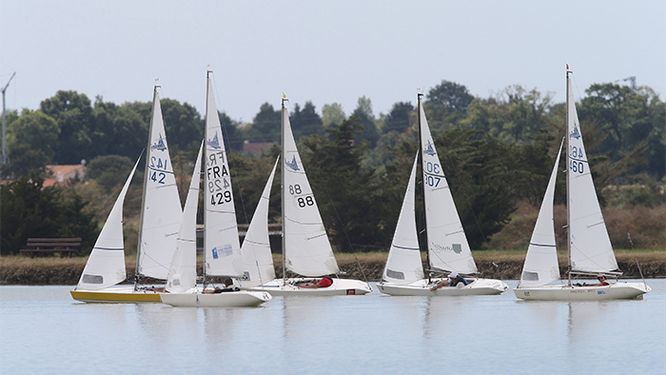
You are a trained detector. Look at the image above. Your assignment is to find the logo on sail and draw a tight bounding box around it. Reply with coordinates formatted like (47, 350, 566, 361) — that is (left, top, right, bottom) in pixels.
(207, 133, 222, 150)
(285, 156, 300, 171)
(423, 141, 436, 156)
(569, 126, 581, 140)
(432, 242, 463, 254)
(151, 134, 167, 151)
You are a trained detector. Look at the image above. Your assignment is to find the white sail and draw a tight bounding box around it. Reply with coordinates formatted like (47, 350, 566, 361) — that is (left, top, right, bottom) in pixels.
(566, 69, 618, 273)
(203, 72, 242, 277)
(238, 158, 279, 287)
(520, 141, 563, 287)
(77, 157, 140, 290)
(382, 153, 424, 284)
(282, 105, 340, 276)
(418, 103, 477, 274)
(137, 87, 183, 280)
(166, 142, 203, 293)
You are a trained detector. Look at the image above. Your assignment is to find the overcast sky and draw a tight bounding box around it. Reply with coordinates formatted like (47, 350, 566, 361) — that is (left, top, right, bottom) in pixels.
(1, 0, 664, 122)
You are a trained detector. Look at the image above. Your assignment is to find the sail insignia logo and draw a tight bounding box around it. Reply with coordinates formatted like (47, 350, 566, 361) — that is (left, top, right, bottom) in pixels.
(151, 134, 167, 151)
(207, 133, 222, 150)
(286, 156, 300, 171)
(423, 141, 436, 156)
(569, 126, 581, 140)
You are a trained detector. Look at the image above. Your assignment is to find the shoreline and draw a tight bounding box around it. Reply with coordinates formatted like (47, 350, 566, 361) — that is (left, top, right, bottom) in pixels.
(1, 250, 664, 285)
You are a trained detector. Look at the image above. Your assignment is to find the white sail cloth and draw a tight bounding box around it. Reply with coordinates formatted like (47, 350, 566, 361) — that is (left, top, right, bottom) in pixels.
(77, 157, 140, 290)
(382, 153, 424, 284)
(520, 142, 563, 287)
(566, 70, 618, 273)
(203, 73, 242, 277)
(282, 106, 340, 276)
(166, 142, 203, 293)
(137, 88, 183, 280)
(418, 103, 477, 274)
(239, 158, 279, 287)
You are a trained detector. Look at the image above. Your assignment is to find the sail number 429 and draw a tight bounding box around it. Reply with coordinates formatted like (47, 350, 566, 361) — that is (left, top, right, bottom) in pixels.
(289, 184, 314, 208)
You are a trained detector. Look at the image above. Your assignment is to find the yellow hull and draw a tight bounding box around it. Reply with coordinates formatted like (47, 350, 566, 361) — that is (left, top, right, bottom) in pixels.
(70, 289, 161, 303)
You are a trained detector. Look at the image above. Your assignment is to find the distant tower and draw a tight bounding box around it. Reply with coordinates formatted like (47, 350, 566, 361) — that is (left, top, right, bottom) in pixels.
(1, 72, 16, 167)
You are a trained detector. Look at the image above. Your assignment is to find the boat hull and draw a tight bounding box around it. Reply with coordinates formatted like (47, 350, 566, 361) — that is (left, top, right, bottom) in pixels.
(514, 282, 651, 301)
(247, 278, 372, 296)
(378, 278, 508, 296)
(70, 285, 162, 303)
(160, 291, 272, 307)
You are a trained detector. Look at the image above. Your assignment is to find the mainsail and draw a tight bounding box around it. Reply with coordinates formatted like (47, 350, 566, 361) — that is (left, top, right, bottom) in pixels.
(77, 157, 140, 290)
(239, 158, 279, 287)
(520, 141, 563, 287)
(418, 102, 477, 274)
(204, 72, 242, 277)
(282, 105, 340, 276)
(136, 87, 183, 280)
(166, 142, 203, 293)
(566, 69, 618, 273)
(382, 153, 424, 284)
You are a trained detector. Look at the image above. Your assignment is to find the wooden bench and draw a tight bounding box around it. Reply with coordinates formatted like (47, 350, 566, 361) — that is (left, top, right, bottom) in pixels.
(19, 237, 82, 257)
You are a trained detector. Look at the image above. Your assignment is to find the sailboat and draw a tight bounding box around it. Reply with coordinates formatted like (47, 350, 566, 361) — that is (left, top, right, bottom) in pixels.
(514, 66, 651, 300)
(246, 96, 372, 296)
(159, 141, 271, 307)
(71, 86, 183, 303)
(377, 93, 508, 296)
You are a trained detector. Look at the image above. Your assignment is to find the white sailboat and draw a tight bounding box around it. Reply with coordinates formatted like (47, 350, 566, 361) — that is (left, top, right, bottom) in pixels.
(378, 93, 508, 296)
(72, 86, 183, 303)
(247, 96, 371, 296)
(514, 66, 650, 301)
(160, 141, 271, 307)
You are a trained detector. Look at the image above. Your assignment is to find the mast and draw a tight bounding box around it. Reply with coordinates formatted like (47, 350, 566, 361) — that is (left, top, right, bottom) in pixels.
(281, 94, 288, 285)
(1, 72, 16, 168)
(417, 92, 431, 282)
(203, 70, 212, 287)
(565, 65, 572, 286)
(134, 84, 159, 290)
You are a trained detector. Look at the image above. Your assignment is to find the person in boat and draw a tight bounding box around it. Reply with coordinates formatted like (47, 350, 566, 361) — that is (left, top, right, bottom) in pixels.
(298, 276, 334, 288)
(448, 272, 468, 287)
(429, 278, 450, 291)
(594, 274, 609, 286)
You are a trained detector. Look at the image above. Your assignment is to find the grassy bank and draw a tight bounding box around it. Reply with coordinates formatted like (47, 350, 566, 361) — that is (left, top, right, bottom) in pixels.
(1, 249, 664, 285)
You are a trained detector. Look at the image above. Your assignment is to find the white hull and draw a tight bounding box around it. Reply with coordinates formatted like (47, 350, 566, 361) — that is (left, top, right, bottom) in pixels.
(378, 278, 508, 296)
(247, 278, 372, 296)
(514, 282, 651, 301)
(160, 290, 272, 307)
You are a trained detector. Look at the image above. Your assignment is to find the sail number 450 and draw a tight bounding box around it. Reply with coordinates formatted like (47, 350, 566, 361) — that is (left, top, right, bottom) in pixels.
(289, 184, 314, 208)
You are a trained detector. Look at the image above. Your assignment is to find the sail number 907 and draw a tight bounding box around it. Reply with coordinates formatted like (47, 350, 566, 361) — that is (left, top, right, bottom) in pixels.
(289, 184, 314, 208)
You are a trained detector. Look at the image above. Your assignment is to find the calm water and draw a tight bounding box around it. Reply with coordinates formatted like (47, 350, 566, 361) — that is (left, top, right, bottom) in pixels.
(1, 280, 664, 374)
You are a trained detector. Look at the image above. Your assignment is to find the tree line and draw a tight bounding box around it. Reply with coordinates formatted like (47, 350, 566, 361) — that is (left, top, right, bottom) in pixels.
(1, 79, 664, 254)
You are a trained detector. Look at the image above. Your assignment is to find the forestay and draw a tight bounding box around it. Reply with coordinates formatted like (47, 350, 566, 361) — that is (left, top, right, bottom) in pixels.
(382, 153, 424, 284)
(239, 158, 279, 287)
(166, 142, 203, 293)
(137, 88, 183, 280)
(520, 141, 563, 287)
(77, 157, 140, 290)
(282, 106, 340, 277)
(418, 104, 477, 274)
(204, 73, 242, 277)
(566, 71, 618, 273)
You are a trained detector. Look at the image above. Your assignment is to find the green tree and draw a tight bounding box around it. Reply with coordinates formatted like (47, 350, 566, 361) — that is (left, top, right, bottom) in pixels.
(5, 110, 60, 177)
(426, 80, 474, 129)
(350, 96, 379, 147)
(86, 155, 134, 192)
(248, 103, 280, 142)
(291, 102, 323, 138)
(321, 103, 346, 128)
(40, 91, 95, 164)
(384, 102, 414, 134)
